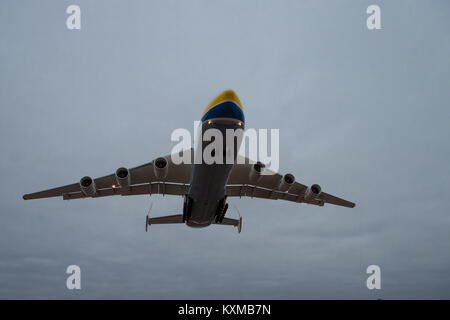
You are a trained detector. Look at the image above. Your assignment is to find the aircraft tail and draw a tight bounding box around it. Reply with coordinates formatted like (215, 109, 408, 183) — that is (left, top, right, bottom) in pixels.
(145, 214, 242, 233)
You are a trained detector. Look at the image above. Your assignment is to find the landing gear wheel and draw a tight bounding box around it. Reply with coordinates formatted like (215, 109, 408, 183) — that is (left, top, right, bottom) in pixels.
(145, 215, 149, 232)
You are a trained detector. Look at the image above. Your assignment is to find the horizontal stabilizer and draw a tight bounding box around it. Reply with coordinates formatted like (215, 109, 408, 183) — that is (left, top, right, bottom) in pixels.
(147, 214, 183, 225)
(213, 217, 242, 233)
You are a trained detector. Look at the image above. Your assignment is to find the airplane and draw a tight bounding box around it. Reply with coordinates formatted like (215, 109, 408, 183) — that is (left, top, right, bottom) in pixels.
(22, 90, 355, 233)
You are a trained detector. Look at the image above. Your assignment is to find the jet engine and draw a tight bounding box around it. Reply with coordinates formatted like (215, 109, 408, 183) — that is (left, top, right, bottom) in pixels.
(278, 173, 295, 192)
(115, 167, 130, 188)
(248, 161, 265, 185)
(304, 184, 322, 201)
(80, 176, 96, 196)
(153, 157, 168, 179)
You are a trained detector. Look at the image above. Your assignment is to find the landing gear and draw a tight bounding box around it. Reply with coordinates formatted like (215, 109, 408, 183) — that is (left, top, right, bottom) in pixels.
(182, 195, 193, 223)
(215, 202, 228, 223)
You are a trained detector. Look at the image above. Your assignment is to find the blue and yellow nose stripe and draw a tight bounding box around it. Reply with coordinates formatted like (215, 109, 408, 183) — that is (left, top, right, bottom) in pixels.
(201, 90, 245, 123)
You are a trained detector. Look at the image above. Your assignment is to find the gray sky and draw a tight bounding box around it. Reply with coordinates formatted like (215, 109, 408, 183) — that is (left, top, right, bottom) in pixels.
(1, 0, 450, 299)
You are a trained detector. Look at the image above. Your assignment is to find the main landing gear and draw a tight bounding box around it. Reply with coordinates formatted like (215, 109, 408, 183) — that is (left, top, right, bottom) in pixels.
(182, 195, 193, 223)
(215, 197, 229, 223)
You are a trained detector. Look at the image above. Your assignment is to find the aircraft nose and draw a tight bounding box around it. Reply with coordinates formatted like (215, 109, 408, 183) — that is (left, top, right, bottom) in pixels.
(219, 90, 241, 104)
(201, 89, 244, 123)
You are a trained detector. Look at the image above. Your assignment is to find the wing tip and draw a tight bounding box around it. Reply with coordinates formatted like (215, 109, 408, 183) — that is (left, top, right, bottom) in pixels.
(23, 194, 29, 200)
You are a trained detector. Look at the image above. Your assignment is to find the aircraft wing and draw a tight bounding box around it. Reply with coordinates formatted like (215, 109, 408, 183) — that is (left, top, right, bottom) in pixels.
(23, 151, 355, 208)
(22, 150, 193, 200)
(226, 156, 355, 208)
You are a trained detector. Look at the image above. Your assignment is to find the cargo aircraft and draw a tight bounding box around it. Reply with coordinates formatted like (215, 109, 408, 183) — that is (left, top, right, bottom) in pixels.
(23, 90, 355, 233)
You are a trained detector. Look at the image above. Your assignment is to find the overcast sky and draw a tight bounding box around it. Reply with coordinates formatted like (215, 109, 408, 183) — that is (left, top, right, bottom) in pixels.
(1, 0, 449, 299)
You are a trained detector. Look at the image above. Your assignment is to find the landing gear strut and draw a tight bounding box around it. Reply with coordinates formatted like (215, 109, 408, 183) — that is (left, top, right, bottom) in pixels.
(215, 202, 228, 223)
(182, 195, 193, 223)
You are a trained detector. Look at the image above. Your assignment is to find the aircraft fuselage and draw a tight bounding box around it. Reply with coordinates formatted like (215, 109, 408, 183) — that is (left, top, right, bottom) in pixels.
(184, 91, 245, 228)
(186, 118, 243, 228)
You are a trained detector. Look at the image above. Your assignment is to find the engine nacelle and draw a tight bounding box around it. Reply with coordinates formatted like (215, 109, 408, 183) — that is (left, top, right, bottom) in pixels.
(80, 176, 96, 196)
(115, 167, 130, 188)
(304, 184, 322, 201)
(279, 173, 295, 192)
(249, 161, 265, 185)
(153, 157, 168, 179)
